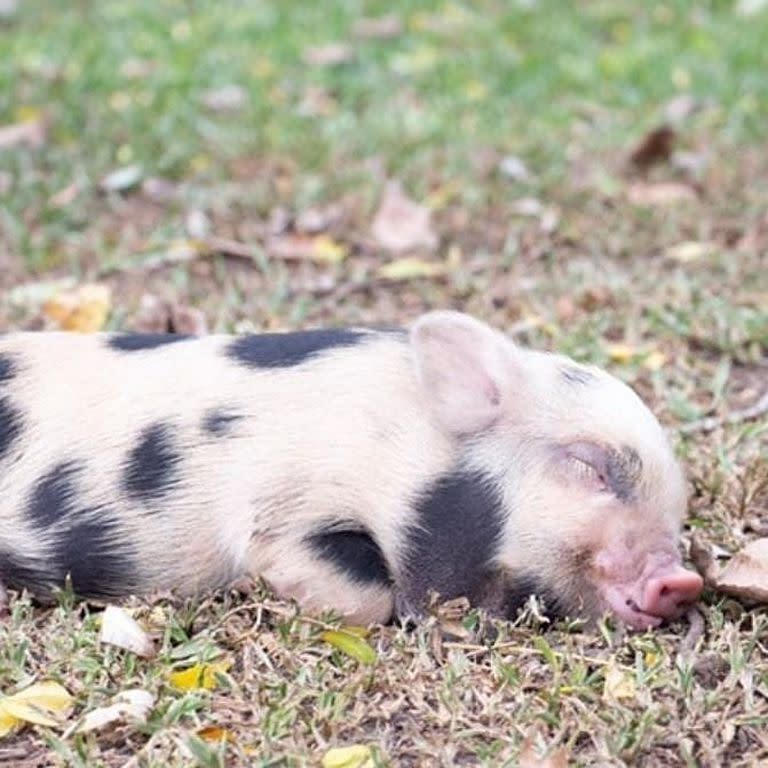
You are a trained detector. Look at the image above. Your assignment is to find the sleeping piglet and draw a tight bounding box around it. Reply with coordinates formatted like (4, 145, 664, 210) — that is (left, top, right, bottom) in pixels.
(0, 311, 702, 628)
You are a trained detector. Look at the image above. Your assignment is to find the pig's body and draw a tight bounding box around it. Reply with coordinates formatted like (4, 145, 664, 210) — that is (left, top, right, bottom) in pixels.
(0, 313, 703, 628)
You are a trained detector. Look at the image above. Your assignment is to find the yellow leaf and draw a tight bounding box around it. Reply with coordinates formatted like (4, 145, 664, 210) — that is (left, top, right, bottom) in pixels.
(378, 258, 445, 281)
(604, 342, 640, 364)
(644, 650, 661, 667)
(312, 235, 349, 264)
(603, 663, 636, 702)
(321, 630, 377, 665)
(198, 725, 236, 743)
(423, 180, 461, 210)
(169, 660, 232, 691)
(14, 106, 43, 123)
(321, 744, 376, 768)
(43, 283, 111, 333)
(0, 681, 73, 738)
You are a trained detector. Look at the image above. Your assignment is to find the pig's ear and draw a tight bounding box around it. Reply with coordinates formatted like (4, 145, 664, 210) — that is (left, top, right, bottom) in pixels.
(410, 311, 515, 435)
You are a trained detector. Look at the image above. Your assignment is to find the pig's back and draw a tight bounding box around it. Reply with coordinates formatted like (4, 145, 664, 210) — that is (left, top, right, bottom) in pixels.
(0, 330, 450, 599)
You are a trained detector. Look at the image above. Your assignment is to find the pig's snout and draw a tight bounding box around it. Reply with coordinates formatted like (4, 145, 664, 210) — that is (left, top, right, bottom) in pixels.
(640, 567, 703, 621)
(597, 554, 704, 630)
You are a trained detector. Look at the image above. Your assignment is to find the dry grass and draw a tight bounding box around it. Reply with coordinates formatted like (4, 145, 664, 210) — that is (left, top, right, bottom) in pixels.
(1, 2, 767, 765)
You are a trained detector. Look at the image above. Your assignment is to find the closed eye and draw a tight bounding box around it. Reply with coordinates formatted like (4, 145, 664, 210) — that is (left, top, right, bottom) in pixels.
(566, 456, 607, 490)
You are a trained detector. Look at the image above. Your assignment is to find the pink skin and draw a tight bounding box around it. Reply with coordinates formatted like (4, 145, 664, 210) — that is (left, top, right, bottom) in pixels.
(594, 549, 704, 630)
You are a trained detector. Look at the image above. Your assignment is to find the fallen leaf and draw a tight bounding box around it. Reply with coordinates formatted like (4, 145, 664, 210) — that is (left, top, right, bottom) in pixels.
(511, 197, 544, 217)
(0, 0, 19, 20)
(626, 181, 696, 206)
(141, 176, 180, 203)
(423, 180, 461, 210)
(43, 283, 112, 332)
(603, 662, 637, 702)
(712, 538, 768, 603)
(0, 682, 73, 738)
(198, 725, 236, 743)
(519, 736, 570, 768)
(498, 155, 530, 181)
(100, 164, 143, 192)
(371, 181, 437, 252)
(304, 43, 354, 67)
(75, 689, 154, 733)
(665, 241, 714, 263)
(389, 46, 438, 75)
(267, 233, 348, 264)
(200, 84, 247, 112)
(377, 257, 445, 280)
(642, 350, 667, 371)
(629, 125, 676, 169)
(48, 182, 80, 209)
(0, 117, 47, 150)
(321, 744, 376, 768)
(604, 342, 640, 364)
(169, 660, 232, 691)
(99, 605, 156, 658)
(185, 209, 210, 239)
(663, 94, 698, 124)
(297, 86, 338, 117)
(321, 630, 377, 665)
(353, 15, 402, 39)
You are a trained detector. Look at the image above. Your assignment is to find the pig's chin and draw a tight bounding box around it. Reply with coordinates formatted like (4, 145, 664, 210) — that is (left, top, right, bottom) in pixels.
(598, 585, 664, 630)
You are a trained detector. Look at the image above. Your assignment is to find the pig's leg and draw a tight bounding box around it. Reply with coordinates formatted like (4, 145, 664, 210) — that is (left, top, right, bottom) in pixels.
(0, 580, 9, 616)
(245, 533, 394, 625)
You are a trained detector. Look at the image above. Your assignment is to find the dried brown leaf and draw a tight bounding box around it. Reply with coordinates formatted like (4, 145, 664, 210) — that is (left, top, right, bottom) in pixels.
(0, 118, 47, 150)
(629, 125, 676, 169)
(712, 538, 768, 603)
(626, 181, 696, 206)
(304, 43, 354, 67)
(371, 181, 437, 253)
(519, 736, 570, 768)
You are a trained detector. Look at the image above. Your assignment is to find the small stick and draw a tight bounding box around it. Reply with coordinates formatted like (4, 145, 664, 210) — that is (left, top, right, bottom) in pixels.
(679, 607, 705, 655)
(678, 390, 768, 435)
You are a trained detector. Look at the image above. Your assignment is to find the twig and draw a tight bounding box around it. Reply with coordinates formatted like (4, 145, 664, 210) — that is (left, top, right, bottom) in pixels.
(678, 389, 768, 435)
(679, 607, 705, 655)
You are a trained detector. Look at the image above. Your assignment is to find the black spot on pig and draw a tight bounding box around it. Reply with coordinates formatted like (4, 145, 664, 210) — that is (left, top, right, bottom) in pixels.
(561, 366, 596, 386)
(0, 355, 16, 383)
(0, 550, 54, 596)
(107, 334, 192, 352)
(606, 446, 643, 503)
(495, 573, 564, 620)
(227, 328, 369, 369)
(307, 526, 391, 586)
(202, 408, 244, 437)
(123, 423, 182, 502)
(53, 516, 137, 598)
(0, 396, 24, 463)
(401, 469, 506, 608)
(26, 461, 81, 528)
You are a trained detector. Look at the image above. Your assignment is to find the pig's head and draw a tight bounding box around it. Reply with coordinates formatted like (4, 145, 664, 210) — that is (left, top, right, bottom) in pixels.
(407, 311, 703, 630)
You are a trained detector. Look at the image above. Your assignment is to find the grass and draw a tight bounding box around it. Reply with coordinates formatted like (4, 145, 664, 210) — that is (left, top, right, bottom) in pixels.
(1, 0, 767, 765)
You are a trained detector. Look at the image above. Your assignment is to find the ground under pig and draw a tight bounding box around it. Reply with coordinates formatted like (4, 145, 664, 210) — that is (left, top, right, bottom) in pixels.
(0, 311, 703, 628)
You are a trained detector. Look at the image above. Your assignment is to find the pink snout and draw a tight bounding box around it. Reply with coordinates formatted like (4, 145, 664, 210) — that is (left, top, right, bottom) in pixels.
(640, 567, 703, 620)
(600, 562, 704, 630)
